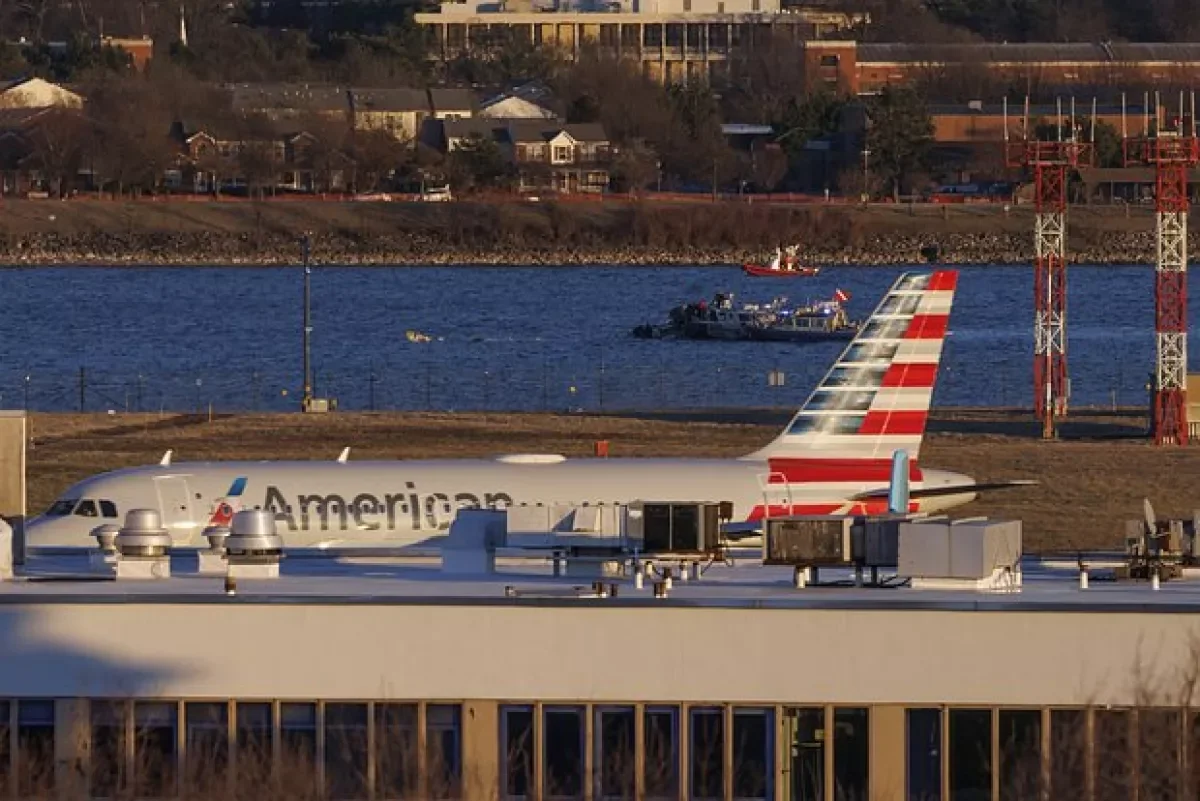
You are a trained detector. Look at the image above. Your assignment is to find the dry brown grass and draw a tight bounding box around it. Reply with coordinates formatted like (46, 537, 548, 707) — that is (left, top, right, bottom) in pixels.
(23, 408, 1200, 553)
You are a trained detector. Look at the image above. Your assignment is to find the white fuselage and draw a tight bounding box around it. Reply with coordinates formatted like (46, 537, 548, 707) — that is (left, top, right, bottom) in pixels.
(24, 457, 977, 550)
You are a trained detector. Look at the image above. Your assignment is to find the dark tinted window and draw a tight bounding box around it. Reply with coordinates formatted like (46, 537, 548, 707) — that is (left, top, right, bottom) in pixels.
(596, 707, 635, 800)
(644, 707, 678, 800)
(999, 709, 1041, 801)
(543, 707, 583, 799)
(1049, 710, 1085, 801)
(834, 708, 869, 801)
(17, 700, 55, 796)
(426, 704, 461, 799)
(133, 701, 177, 797)
(46, 499, 77, 516)
(374, 703, 417, 798)
(75, 499, 99, 517)
(907, 708, 941, 801)
(280, 702, 317, 789)
(949, 709, 991, 801)
(185, 702, 228, 791)
(91, 701, 127, 798)
(1095, 710, 1131, 801)
(100, 500, 118, 518)
(325, 703, 368, 800)
(690, 707, 724, 801)
(733, 708, 772, 800)
(502, 706, 534, 798)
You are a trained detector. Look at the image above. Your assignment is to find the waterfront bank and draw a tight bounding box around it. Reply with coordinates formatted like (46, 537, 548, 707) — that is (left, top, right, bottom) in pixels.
(0, 198, 1166, 267)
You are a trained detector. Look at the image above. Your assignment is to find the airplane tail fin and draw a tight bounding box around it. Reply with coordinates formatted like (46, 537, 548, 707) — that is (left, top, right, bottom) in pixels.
(745, 269, 958, 471)
(206, 476, 248, 528)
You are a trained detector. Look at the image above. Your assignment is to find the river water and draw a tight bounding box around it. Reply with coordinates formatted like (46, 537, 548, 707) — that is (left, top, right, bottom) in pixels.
(0, 264, 1191, 412)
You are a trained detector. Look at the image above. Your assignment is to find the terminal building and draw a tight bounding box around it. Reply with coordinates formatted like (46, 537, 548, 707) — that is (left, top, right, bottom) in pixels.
(1, 506, 1200, 800)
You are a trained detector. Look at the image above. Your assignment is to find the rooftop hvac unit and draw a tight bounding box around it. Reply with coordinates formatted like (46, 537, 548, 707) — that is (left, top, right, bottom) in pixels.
(898, 519, 1022, 581)
(628, 501, 724, 554)
(764, 516, 853, 566)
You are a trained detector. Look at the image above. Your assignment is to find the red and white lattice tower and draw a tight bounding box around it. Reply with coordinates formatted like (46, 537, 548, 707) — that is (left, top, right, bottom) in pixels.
(1006, 99, 1090, 440)
(1127, 96, 1198, 445)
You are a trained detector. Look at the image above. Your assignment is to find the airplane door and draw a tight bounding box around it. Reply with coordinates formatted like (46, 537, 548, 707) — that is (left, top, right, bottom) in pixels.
(154, 476, 196, 545)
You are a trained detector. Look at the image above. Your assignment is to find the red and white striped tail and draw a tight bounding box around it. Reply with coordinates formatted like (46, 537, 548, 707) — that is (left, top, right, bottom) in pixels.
(744, 269, 958, 475)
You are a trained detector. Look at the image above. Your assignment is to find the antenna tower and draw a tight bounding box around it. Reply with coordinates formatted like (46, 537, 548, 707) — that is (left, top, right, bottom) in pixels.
(1005, 97, 1093, 439)
(1124, 91, 1198, 445)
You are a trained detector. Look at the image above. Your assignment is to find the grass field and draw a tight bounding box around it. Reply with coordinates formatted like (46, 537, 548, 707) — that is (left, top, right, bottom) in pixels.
(21, 408, 1200, 553)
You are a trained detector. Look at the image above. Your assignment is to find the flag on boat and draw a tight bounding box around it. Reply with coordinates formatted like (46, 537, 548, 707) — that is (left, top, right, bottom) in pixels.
(833, 288, 851, 303)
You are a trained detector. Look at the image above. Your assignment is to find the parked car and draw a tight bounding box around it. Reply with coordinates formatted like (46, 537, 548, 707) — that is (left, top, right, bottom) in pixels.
(421, 185, 453, 202)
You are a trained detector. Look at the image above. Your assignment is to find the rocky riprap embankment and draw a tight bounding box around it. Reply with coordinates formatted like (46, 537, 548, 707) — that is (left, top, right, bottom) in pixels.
(0, 229, 1163, 266)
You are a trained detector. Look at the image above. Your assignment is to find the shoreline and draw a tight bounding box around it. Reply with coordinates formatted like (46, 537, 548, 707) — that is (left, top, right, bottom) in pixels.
(0, 199, 1166, 267)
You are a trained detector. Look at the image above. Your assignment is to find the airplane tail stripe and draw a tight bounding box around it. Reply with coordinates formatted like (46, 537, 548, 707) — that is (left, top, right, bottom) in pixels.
(928, 270, 959, 291)
(766, 458, 924, 484)
(903, 314, 950, 340)
(859, 410, 928, 436)
(882, 363, 939, 388)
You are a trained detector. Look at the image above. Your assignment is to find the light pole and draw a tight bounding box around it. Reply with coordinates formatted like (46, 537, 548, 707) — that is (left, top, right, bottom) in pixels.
(861, 147, 872, 202)
(302, 234, 313, 411)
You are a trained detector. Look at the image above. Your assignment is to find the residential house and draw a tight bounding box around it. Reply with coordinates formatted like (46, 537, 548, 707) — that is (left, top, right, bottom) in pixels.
(349, 88, 428, 141)
(428, 88, 474, 120)
(0, 107, 55, 195)
(168, 120, 350, 194)
(101, 36, 154, 71)
(508, 121, 611, 193)
(479, 81, 558, 120)
(0, 77, 83, 109)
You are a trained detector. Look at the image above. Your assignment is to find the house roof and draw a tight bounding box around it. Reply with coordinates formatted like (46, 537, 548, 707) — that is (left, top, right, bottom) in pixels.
(443, 118, 506, 142)
(350, 88, 429, 114)
(0, 106, 53, 130)
(507, 120, 608, 144)
(428, 87, 474, 112)
(478, 95, 558, 120)
(228, 83, 349, 114)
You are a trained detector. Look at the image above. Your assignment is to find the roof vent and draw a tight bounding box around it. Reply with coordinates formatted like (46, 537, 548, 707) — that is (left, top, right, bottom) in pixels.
(113, 509, 172, 579)
(225, 510, 284, 579)
(198, 525, 230, 576)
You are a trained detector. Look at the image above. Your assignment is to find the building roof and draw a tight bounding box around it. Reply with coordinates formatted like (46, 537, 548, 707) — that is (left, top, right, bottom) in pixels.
(443, 117, 506, 142)
(428, 87, 475, 113)
(0, 106, 54, 130)
(7, 549, 1200, 612)
(228, 83, 349, 114)
(507, 120, 609, 143)
(350, 88, 429, 114)
(858, 42, 1200, 65)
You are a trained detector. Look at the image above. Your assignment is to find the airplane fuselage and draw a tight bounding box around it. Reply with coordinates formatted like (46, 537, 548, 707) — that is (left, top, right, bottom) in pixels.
(25, 456, 977, 550)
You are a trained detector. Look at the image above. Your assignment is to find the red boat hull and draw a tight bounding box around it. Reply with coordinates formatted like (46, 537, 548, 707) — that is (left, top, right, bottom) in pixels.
(742, 263, 821, 277)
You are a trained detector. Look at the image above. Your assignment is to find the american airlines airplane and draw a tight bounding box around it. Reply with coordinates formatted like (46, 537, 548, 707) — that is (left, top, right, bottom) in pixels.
(26, 269, 1010, 552)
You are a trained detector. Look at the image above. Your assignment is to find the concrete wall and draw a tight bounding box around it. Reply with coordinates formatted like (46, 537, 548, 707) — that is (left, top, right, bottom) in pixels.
(0, 601, 1197, 706)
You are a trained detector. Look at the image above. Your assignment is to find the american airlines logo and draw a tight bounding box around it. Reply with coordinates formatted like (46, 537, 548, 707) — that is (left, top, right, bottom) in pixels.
(262, 485, 515, 531)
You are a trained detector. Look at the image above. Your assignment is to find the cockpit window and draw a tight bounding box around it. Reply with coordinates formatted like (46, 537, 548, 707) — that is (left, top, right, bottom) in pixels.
(99, 500, 118, 519)
(74, 500, 99, 517)
(46, 499, 78, 516)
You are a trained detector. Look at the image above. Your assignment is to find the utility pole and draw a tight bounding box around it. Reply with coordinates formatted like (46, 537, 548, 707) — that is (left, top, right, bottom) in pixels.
(302, 234, 313, 411)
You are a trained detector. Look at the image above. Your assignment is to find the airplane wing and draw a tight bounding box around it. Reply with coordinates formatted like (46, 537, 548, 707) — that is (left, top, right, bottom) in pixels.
(850, 480, 1038, 501)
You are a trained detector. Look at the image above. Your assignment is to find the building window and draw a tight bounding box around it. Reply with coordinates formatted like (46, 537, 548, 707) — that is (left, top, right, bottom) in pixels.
(820, 54, 839, 68)
(690, 707, 724, 801)
(1139, 709, 1181, 800)
(185, 702, 227, 791)
(235, 702, 273, 785)
(552, 146, 573, 164)
(752, 0, 760, 11)
(949, 709, 991, 801)
(684, 0, 691, 10)
(375, 703, 417, 798)
(1095, 709, 1131, 801)
(133, 702, 176, 796)
(645, 706, 679, 800)
(595, 707, 635, 800)
(543, 706, 584, 799)
(787, 707, 824, 801)
(834, 708, 868, 801)
(91, 700, 128, 798)
(427, 704, 462, 798)
(907, 708, 941, 801)
(733, 708, 773, 800)
(502, 706, 534, 800)
(1049, 709, 1085, 800)
(325, 703, 368, 800)
(17, 700, 54, 796)
(999, 709, 1041, 801)
(280, 703, 317, 786)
